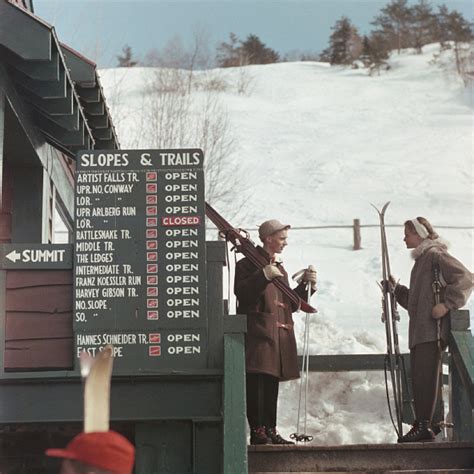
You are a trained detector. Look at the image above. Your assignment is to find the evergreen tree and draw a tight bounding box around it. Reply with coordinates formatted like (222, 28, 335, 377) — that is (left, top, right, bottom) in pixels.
(240, 34, 280, 65)
(434, 4, 451, 49)
(328, 16, 361, 65)
(409, 0, 436, 53)
(216, 33, 242, 67)
(359, 33, 390, 73)
(117, 45, 138, 67)
(371, 0, 411, 54)
(444, 9, 473, 74)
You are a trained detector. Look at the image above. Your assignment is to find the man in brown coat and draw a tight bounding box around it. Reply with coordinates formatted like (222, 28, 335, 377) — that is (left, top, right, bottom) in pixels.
(234, 219, 316, 445)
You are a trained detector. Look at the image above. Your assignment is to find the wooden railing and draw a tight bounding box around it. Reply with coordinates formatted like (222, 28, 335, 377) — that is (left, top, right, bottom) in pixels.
(298, 309, 473, 441)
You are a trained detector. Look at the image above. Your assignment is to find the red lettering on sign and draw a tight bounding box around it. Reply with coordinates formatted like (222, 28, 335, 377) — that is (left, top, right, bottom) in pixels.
(162, 216, 201, 226)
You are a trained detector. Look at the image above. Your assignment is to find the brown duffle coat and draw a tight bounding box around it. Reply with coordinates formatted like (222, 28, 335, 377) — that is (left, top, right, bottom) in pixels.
(394, 239, 473, 349)
(234, 247, 308, 381)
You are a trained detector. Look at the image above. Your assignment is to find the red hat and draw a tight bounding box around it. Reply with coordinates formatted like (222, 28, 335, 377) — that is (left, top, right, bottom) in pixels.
(46, 431, 135, 474)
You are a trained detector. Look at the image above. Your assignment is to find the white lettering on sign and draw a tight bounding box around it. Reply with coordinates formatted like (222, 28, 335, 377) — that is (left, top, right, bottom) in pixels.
(166, 333, 201, 355)
(164, 184, 198, 192)
(165, 252, 198, 260)
(164, 194, 197, 203)
(76, 242, 101, 252)
(76, 230, 118, 240)
(103, 184, 134, 193)
(5, 249, 66, 264)
(166, 287, 199, 295)
(80, 153, 129, 167)
(167, 333, 200, 342)
(165, 240, 198, 249)
(166, 298, 199, 307)
(160, 151, 201, 166)
(168, 346, 201, 354)
(165, 263, 199, 272)
(165, 229, 198, 237)
(92, 207, 121, 217)
(167, 310, 200, 319)
(76, 277, 96, 287)
(75, 299, 108, 310)
(164, 172, 197, 180)
(165, 206, 197, 214)
(76, 288, 99, 298)
(77, 173, 102, 183)
(76, 265, 121, 275)
(165, 275, 199, 284)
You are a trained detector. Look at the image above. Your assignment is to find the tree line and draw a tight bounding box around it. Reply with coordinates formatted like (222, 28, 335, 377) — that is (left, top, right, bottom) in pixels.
(117, 0, 472, 73)
(323, 0, 472, 74)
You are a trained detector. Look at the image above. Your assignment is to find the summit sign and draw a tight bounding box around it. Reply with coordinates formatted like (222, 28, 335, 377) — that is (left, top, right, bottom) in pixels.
(0, 244, 72, 269)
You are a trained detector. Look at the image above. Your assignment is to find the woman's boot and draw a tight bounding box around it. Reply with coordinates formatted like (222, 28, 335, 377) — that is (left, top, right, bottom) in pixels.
(398, 420, 435, 443)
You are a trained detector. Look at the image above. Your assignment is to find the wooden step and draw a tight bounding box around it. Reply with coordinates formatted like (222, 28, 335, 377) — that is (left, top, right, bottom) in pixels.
(248, 442, 474, 473)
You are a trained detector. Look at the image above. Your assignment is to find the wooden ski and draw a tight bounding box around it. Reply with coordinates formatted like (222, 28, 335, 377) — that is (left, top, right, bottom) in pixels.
(80, 345, 114, 433)
(205, 202, 317, 314)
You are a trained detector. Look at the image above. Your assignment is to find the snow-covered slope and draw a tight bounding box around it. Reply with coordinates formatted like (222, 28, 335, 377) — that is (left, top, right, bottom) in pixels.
(98, 44, 473, 444)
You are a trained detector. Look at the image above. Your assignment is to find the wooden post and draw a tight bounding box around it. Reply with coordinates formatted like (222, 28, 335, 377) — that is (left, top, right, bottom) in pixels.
(353, 219, 361, 250)
(449, 310, 474, 441)
(223, 314, 248, 474)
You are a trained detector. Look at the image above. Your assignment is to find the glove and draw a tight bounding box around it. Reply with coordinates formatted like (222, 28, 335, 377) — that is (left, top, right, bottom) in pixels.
(432, 302, 449, 319)
(380, 275, 398, 291)
(302, 265, 317, 290)
(263, 264, 283, 281)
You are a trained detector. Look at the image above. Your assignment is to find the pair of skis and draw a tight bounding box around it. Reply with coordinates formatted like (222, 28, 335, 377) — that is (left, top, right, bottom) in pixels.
(372, 202, 409, 439)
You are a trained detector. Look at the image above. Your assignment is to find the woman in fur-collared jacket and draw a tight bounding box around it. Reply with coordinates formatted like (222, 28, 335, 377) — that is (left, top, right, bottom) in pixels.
(394, 217, 473, 443)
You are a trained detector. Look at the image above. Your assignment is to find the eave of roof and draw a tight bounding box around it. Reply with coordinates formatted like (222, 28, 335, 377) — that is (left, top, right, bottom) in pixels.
(0, 0, 120, 158)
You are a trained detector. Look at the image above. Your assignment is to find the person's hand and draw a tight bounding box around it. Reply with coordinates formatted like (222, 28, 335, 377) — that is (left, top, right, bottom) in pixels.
(303, 265, 317, 290)
(263, 264, 283, 281)
(380, 275, 398, 291)
(432, 303, 449, 319)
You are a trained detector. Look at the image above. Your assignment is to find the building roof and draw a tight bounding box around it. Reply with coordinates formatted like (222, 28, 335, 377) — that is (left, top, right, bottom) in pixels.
(0, 0, 119, 158)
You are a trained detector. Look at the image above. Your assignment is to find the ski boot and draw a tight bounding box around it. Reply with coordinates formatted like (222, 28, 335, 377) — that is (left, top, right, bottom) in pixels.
(398, 420, 435, 443)
(250, 426, 270, 445)
(266, 427, 295, 445)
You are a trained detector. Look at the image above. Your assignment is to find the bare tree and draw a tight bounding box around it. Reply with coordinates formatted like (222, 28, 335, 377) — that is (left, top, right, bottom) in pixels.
(142, 67, 245, 214)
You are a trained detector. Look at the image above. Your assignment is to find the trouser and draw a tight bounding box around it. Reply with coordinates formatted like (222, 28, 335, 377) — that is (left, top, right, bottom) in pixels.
(246, 373, 279, 428)
(410, 341, 443, 421)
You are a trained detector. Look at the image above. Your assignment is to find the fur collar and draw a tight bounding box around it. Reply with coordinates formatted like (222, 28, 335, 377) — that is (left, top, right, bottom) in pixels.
(411, 238, 448, 260)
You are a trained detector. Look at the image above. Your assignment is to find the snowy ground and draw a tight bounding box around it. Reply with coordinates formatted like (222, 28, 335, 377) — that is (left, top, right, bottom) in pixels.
(98, 44, 473, 444)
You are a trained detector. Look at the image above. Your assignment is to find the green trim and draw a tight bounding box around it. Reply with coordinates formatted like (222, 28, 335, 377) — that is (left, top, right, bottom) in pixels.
(223, 332, 248, 474)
